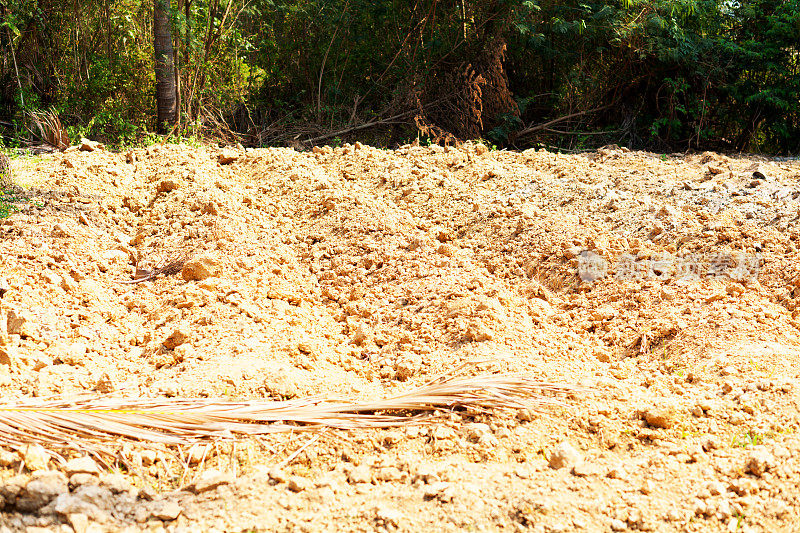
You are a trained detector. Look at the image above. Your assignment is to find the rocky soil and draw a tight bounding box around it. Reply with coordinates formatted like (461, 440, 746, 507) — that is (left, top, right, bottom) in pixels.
(1, 141, 800, 532)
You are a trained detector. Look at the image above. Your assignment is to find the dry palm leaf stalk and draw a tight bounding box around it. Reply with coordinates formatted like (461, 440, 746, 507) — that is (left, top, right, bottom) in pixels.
(0, 368, 581, 456)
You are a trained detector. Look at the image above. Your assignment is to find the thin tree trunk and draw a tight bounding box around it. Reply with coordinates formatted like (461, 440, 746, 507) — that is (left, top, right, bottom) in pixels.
(154, 0, 178, 131)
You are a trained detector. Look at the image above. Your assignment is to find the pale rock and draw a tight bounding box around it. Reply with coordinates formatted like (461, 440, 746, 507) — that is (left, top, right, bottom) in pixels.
(549, 442, 582, 470)
(64, 457, 100, 476)
(100, 249, 129, 265)
(150, 499, 182, 521)
(268, 468, 288, 484)
(644, 407, 676, 429)
(157, 179, 181, 193)
(0, 344, 17, 367)
(218, 149, 239, 165)
(592, 304, 616, 321)
(7, 306, 37, 339)
(348, 465, 372, 484)
(187, 469, 232, 494)
(43, 271, 63, 287)
(186, 444, 211, 465)
(66, 513, 90, 533)
(58, 341, 88, 366)
(21, 444, 50, 471)
(15, 471, 68, 512)
(53, 485, 113, 521)
(0, 447, 17, 467)
(517, 408, 536, 422)
(375, 506, 403, 527)
(139, 450, 158, 467)
(163, 325, 190, 350)
(79, 138, 104, 152)
(745, 450, 774, 477)
(93, 373, 115, 393)
(69, 474, 98, 488)
(374, 467, 404, 482)
(392, 352, 421, 381)
(182, 253, 223, 281)
(423, 481, 454, 502)
(287, 476, 312, 493)
(99, 474, 133, 495)
(610, 518, 626, 531)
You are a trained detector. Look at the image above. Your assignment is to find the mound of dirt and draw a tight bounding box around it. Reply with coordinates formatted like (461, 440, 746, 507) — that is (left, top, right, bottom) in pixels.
(1, 142, 799, 531)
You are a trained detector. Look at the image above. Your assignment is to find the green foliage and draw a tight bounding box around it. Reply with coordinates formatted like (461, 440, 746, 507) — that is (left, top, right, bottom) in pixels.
(1, 0, 798, 153)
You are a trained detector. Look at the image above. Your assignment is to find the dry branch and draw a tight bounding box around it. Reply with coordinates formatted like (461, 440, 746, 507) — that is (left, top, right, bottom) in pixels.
(516, 104, 614, 138)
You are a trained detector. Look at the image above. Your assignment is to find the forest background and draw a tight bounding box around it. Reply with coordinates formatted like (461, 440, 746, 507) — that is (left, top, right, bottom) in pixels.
(1, 0, 798, 154)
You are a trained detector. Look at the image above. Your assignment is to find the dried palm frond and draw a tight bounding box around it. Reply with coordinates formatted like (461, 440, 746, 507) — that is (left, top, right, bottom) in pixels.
(26, 109, 70, 150)
(0, 371, 582, 455)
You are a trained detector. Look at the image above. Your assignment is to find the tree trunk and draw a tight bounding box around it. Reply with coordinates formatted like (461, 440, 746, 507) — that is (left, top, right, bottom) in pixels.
(154, 0, 178, 132)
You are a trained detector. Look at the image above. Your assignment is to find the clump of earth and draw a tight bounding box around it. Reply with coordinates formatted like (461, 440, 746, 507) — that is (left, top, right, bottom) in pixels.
(0, 141, 799, 532)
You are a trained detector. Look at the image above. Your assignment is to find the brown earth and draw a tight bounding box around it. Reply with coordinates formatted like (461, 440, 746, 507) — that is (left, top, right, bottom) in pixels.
(1, 142, 800, 532)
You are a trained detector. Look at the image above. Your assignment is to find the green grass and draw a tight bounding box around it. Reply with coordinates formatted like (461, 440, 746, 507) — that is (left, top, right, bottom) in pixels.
(0, 189, 16, 219)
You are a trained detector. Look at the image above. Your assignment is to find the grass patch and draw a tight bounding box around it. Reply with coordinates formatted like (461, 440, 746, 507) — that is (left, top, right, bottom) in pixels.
(0, 189, 16, 219)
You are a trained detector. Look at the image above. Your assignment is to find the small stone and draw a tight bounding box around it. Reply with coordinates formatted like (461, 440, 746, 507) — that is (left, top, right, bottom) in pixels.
(188, 469, 232, 494)
(79, 138, 104, 152)
(610, 518, 626, 531)
(374, 466, 404, 482)
(21, 444, 50, 471)
(549, 442, 582, 470)
(67, 513, 90, 533)
(139, 450, 158, 467)
(375, 506, 403, 527)
(0, 344, 17, 367)
(287, 476, 312, 493)
(348, 465, 372, 484)
(150, 500, 182, 521)
(0, 277, 9, 299)
(16, 471, 68, 512)
(592, 304, 616, 321)
(717, 499, 733, 519)
(182, 253, 223, 281)
(430, 426, 456, 440)
(571, 462, 597, 477)
(53, 485, 113, 521)
(163, 325, 190, 350)
(0, 447, 18, 467)
(186, 444, 211, 465)
(745, 450, 774, 477)
(64, 457, 100, 476)
(69, 474, 97, 488)
(99, 474, 134, 494)
(701, 435, 721, 451)
(218, 149, 239, 165)
(606, 464, 627, 480)
(437, 244, 457, 257)
(422, 481, 453, 502)
(94, 373, 115, 393)
(644, 407, 676, 429)
(6, 306, 37, 338)
(393, 352, 421, 381)
(157, 179, 180, 193)
(268, 468, 288, 484)
(728, 412, 745, 426)
(262, 368, 297, 399)
(517, 408, 536, 422)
